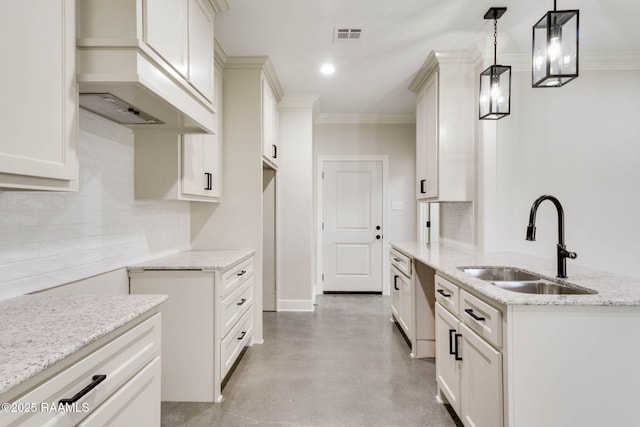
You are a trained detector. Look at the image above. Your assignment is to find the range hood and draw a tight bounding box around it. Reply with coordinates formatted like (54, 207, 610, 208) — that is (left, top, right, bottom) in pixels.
(79, 94, 164, 125)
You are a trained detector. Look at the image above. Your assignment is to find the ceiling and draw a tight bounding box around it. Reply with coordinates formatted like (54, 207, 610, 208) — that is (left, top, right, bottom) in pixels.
(214, 0, 640, 116)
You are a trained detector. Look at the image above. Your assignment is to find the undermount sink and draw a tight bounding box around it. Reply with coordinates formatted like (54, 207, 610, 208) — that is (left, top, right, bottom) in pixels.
(458, 267, 597, 295)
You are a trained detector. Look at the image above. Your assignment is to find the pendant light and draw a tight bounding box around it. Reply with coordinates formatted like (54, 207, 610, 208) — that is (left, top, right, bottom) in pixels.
(479, 7, 511, 120)
(532, 1, 579, 87)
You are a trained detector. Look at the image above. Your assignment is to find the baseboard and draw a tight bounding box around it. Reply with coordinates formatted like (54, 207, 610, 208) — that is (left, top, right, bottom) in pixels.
(277, 299, 315, 312)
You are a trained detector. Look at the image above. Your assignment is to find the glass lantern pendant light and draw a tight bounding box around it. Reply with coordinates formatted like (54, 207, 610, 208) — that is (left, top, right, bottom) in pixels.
(479, 7, 511, 120)
(532, 1, 579, 87)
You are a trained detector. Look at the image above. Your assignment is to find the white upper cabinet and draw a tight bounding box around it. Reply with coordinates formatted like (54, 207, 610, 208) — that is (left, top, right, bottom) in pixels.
(146, 0, 189, 78)
(262, 78, 279, 169)
(0, 0, 77, 191)
(182, 134, 221, 199)
(410, 51, 474, 202)
(77, 0, 227, 133)
(188, 0, 215, 102)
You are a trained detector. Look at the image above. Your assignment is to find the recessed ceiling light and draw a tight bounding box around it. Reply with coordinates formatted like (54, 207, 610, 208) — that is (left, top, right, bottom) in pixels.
(320, 63, 336, 75)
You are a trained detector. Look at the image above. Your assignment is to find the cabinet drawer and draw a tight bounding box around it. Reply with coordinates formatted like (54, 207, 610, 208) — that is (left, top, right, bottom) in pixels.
(435, 275, 460, 316)
(221, 257, 254, 298)
(221, 276, 254, 338)
(390, 248, 412, 277)
(221, 309, 253, 378)
(3, 314, 160, 427)
(460, 290, 502, 348)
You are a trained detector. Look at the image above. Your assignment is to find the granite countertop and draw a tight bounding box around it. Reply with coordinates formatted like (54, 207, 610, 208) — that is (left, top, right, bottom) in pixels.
(391, 241, 640, 306)
(128, 249, 255, 272)
(0, 294, 167, 396)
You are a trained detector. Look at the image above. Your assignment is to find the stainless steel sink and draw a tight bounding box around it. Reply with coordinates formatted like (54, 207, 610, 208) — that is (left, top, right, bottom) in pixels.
(458, 266, 597, 295)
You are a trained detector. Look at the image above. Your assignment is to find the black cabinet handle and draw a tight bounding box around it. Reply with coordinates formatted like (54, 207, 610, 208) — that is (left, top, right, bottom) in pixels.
(59, 374, 107, 406)
(393, 275, 399, 291)
(237, 298, 247, 306)
(237, 270, 247, 277)
(465, 308, 486, 322)
(204, 172, 212, 190)
(393, 257, 402, 262)
(420, 179, 426, 194)
(454, 333, 463, 361)
(272, 144, 277, 159)
(437, 289, 452, 298)
(448, 329, 456, 355)
(238, 331, 247, 340)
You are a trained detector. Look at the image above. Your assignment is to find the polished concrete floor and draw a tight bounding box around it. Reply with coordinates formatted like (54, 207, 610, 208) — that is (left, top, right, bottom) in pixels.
(161, 295, 460, 427)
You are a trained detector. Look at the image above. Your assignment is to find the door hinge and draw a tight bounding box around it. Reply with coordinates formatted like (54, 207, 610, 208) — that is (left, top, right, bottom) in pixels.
(322, 273, 324, 281)
(322, 171, 324, 179)
(322, 222, 324, 231)
(426, 221, 431, 228)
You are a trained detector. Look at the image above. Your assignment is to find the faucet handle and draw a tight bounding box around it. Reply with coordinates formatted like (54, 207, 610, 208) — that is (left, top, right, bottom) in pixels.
(558, 245, 577, 260)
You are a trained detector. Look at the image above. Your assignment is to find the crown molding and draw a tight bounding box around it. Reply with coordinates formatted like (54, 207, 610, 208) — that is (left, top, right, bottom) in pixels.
(409, 49, 477, 93)
(210, 0, 230, 13)
(214, 38, 228, 71)
(480, 52, 640, 72)
(315, 113, 415, 125)
(279, 95, 318, 109)
(224, 56, 284, 101)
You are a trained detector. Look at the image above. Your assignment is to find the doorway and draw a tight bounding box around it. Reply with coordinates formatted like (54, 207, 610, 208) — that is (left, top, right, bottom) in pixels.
(263, 167, 276, 311)
(319, 157, 386, 293)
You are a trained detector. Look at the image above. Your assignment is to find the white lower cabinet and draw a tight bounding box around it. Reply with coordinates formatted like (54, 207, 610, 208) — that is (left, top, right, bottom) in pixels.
(129, 255, 254, 402)
(435, 274, 503, 427)
(1, 313, 161, 427)
(391, 265, 412, 337)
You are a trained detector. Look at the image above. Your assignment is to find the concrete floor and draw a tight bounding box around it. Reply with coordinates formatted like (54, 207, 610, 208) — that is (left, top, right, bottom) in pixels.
(161, 294, 460, 427)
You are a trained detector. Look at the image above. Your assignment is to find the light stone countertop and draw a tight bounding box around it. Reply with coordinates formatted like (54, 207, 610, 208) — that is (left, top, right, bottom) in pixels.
(0, 294, 167, 395)
(128, 249, 255, 272)
(392, 241, 640, 306)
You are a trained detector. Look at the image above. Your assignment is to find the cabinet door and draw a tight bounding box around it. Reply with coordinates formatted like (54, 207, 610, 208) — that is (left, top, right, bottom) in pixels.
(435, 303, 462, 413)
(145, 0, 188, 77)
(262, 80, 277, 164)
(390, 267, 401, 320)
(78, 358, 161, 427)
(398, 272, 412, 337)
(423, 71, 439, 199)
(460, 323, 503, 427)
(0, 0, 77, 188)
(188, 0, 214, 102)
(415, 85, 428, 199)
(202, 134, 220, 198)
(182, 134, 206, 196)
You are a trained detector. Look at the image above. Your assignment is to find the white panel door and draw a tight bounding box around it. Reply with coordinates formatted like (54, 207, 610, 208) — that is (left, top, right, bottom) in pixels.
(182, 134, 205, 196)
(145, 0, 188, 77)
(187, 0, 214, 102)
(323, 160, 383, 292)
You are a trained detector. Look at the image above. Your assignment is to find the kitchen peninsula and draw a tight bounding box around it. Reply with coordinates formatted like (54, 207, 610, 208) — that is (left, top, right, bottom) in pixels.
(391, 240, 640, 427)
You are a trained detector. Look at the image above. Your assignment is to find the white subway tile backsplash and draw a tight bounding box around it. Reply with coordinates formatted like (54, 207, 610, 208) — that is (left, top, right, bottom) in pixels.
(0, 110, 190, 301)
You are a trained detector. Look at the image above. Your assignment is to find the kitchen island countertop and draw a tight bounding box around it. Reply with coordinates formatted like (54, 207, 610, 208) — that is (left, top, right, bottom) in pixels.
(392, 241, 640, 306)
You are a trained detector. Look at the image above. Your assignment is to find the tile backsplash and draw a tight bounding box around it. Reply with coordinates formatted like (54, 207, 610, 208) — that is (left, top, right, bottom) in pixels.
(0, 110, 190, 300)
(440, 202, 474, 245)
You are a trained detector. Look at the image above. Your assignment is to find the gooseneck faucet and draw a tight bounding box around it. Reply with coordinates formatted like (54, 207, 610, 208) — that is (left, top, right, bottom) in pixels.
(526, 195, 577, 278)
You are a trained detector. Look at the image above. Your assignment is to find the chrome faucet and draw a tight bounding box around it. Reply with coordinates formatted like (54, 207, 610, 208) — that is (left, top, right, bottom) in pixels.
(525, 195, 577, 278)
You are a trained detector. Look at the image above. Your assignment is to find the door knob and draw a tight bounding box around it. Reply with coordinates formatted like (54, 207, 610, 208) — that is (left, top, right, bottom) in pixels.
(376, 235, 381, 240)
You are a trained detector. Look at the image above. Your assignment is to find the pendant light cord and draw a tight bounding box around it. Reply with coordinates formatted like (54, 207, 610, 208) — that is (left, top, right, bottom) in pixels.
(493, 13, 498, 65)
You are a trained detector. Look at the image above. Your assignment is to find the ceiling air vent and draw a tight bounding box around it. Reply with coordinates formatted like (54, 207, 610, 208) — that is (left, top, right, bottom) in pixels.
(334, 28, 362, 42)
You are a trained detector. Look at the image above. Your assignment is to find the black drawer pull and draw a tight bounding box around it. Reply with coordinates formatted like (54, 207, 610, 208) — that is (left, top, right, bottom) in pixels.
(392, 257, 402, 262)
(448, 329, 456, 355)
(437, 289, 452, 298)
(237, 298, 247, 306)
(237, 270, 247, 277)
(59, 374, 106, 406)
(238, 331, 247, 340)
(454, 333, 463, 361)
(393, 275, 399, 291)
(465, 308, 486, 322)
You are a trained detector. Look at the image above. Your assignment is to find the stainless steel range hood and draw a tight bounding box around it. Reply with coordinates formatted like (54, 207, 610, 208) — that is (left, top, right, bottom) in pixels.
(79, 94, 164, 125)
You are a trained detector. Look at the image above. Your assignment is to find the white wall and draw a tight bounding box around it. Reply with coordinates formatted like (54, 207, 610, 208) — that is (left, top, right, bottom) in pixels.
(314, 122, 417, 292)
(277, 101, 315, 310)
(491, 68, 640, 278)
(0, 110, 191, 300)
